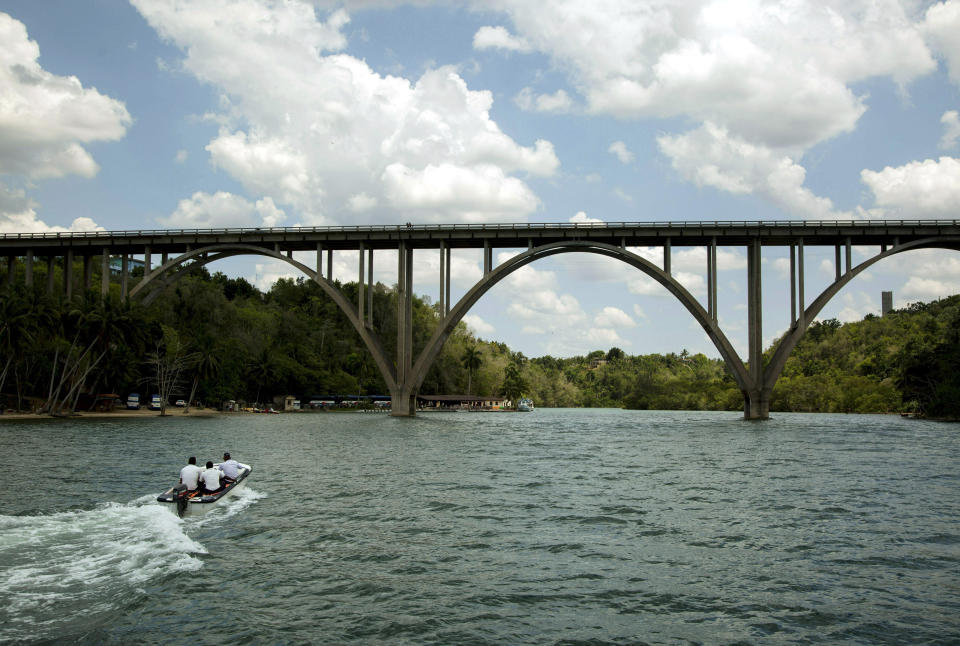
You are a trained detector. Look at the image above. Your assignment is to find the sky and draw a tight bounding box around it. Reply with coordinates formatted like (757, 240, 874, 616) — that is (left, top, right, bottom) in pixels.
(1, 0, 960, 361)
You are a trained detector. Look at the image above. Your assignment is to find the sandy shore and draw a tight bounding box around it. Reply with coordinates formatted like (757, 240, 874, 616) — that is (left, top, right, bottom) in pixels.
(0, 407, 225, 421)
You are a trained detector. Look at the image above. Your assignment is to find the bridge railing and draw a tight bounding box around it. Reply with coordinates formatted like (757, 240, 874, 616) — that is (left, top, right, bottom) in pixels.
(2, 219, 959, 240)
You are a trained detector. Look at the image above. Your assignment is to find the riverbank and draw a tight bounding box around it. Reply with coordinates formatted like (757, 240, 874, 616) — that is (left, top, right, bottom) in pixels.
(0, 407, 223, 421)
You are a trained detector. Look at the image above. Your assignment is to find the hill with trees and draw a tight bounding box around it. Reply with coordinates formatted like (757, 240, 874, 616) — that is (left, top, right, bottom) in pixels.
(1, 263, 958, 418)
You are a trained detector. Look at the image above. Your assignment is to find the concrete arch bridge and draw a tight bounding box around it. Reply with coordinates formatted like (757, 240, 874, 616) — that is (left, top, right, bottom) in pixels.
(3, 219, 959, 419)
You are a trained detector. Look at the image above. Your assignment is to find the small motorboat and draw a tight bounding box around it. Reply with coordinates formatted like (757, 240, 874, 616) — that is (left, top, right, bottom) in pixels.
(156, 463, 252, 517)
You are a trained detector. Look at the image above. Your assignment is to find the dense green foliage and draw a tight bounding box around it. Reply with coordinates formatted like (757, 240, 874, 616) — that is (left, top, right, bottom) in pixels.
(2, 259, 958, 418)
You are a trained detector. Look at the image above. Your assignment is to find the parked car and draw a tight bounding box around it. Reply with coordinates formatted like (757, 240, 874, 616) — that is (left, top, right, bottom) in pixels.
(126, 393, 140, 410)
(149, 394, 162, 410)
(175, 399, 186, 407)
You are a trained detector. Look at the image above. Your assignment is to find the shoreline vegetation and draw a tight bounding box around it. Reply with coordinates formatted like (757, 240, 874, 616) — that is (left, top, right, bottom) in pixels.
(2, 264, 959, 420)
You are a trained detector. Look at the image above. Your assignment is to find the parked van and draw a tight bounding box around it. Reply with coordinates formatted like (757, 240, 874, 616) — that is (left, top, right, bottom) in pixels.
(126, 393, 141, 410)
(149, 394, 162, 410)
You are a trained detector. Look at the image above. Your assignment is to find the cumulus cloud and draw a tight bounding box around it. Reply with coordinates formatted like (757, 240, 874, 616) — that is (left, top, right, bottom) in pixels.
(488, 1, 935, 216)
(569, 211, 603, 224)
(472, 25, 532, 53)
(462, 313, 496, 336)
(594, 306, 636, 328)
(0, 184, 102, 234)
(0, 13, 130, 180)
(159, 191, 286, 228)
(608, 141, 634, 164)
(658, 122, 845, 218)
(924, 1, 960, 84)
(132, 0, 558, 225)
(860, 157, 960, 216)
(514, 87, 574, 113)
(941, 110, 960, 149)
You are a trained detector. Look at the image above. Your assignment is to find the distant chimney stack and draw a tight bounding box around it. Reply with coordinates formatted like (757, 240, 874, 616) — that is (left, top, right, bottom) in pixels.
(882, 291, 893, 316)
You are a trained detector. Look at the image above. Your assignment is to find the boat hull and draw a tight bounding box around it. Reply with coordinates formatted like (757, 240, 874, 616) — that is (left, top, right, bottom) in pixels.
(157, 463, 251, 516)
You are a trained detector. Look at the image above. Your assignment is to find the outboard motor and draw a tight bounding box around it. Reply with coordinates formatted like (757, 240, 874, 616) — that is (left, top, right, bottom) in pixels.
(173, 484, 189, 518)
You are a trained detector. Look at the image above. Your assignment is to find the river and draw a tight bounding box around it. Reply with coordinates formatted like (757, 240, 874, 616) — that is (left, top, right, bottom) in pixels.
(1, 409, 958, 644)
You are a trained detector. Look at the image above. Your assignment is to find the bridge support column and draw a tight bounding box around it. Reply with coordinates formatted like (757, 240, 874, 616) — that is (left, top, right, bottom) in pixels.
(358, 242, 366, 323)
(745, 237, 768, 420)
(121, 254, 129, 298)
(392, 242, 415, 416)
(101, 251, 110, 297)
(65, 249, 74, 301)
(743, 387, 771, 420)
(83, 255, 92, 291)
(367, 248, 374, 327)
(439, 240, 446, 315)
(24, 249, 33, 287)
(46, 256, 55, 294)
(7, 255, 14, 287)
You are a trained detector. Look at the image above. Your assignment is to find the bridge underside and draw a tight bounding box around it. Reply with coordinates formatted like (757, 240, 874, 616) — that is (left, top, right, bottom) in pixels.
(3, 221, 958, 420)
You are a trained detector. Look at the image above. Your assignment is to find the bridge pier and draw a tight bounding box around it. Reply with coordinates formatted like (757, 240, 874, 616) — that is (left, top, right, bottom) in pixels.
(743, 388, 771, 420)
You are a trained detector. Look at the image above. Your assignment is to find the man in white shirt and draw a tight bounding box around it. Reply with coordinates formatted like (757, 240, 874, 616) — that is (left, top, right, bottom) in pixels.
(219, 452, 241, 481)
(199, 460, 223, 494)
(179, 456, 203, 492)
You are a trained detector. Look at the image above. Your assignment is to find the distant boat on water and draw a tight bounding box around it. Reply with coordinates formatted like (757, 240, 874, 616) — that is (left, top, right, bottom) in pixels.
(517, 398, 534, 412)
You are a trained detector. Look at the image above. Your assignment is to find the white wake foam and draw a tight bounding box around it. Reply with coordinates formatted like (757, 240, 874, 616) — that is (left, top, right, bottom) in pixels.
(0, 502, 206, 641)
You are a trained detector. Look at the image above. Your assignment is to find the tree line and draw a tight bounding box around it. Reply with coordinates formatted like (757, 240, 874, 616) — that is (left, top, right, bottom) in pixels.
(1, 259, 958, 418)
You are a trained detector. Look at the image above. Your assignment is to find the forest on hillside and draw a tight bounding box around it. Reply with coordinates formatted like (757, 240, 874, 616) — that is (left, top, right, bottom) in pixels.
(1, 260, 958, 418)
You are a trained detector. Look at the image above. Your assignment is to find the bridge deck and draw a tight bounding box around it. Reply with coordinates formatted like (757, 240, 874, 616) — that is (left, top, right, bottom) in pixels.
(2, 220, 959, 255)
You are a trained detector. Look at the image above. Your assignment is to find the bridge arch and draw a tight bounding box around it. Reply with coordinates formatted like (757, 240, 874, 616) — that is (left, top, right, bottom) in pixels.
(128, 242, 398, 392)
(402, 240, 752, 409)
(43, 228, 960, 419)
(763, 236, 960, 395)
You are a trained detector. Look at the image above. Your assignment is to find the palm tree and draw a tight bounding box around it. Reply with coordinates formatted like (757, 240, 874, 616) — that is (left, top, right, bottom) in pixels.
(461, 345, 482, 395)
(185, 339, 221, 412)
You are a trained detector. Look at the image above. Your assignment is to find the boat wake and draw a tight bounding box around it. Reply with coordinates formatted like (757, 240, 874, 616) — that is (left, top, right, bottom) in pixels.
(192, 486, 265, 526)
(0, 501, 205, 642)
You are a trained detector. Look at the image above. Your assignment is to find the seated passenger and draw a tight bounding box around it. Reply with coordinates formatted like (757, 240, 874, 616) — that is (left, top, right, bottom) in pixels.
(199, 460, 223, 494)
(179, 456, 202, 493)
(219, 452, 241, 482)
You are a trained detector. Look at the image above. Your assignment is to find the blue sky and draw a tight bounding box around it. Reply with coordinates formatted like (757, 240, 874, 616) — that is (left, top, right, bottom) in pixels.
(2, 0, 960, 360)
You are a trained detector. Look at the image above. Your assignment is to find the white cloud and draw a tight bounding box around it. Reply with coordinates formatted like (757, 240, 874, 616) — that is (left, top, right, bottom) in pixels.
(159, 191, 286, 228)
(594, 306, 636, 328)
(131, 1, 558, 225)
(498, 1, 933, 146)
(472, 25, 532, 53)
(514, 87, 574, 113)
(586, 327, 624, 346)
(658, 122, 845, 218)
(861, 157, 960, 216)
(632, 304, 647, 319)
(836, 289, 897, 323)
(0, 13, 131, 179)
(491, 1, 937, 216)
(608, 141, 634, 164)
(924, 1, 960, 84)
(347, 192, 377, 212)
(0, 184, 103, 233)
(248, 260, 297, 291)
(175, 149, 189, 163)
(627, 271, 705, 297)
(462, 313, 496, 336)
(382, 162, 539, 222)
(940, 110, 960, 149)
(569, 211, 603, 224)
